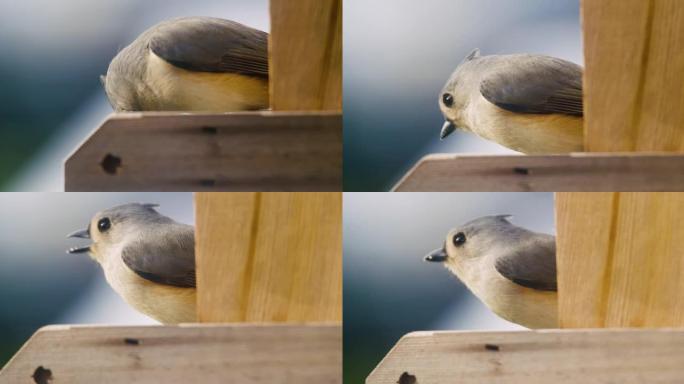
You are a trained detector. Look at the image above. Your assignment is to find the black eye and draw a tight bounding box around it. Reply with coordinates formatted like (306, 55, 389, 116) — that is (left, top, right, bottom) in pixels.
(453, 232, 466, 246)
(442, 93, 454, 107)
(97, 217, 111, 232)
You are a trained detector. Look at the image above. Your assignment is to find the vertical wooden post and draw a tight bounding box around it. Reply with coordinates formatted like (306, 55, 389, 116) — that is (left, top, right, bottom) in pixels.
(557, 0, 684, 328)
(194, 192, 342, 323)
(269, 0, 342, 111)
(583, 0, 684, 152)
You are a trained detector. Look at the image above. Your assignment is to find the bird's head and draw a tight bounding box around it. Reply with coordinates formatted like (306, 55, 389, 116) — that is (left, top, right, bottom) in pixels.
(67, 203, 163, 261)
(424, 215, 514, 269)
(438, 48, 481, 140)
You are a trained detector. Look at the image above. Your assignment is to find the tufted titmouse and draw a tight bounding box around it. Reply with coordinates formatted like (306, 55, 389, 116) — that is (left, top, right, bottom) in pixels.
(439, 49, 583, 154)
(424, 215, 557, 329)
(67, 203, 196, 324)
(102, 17, 269, 112)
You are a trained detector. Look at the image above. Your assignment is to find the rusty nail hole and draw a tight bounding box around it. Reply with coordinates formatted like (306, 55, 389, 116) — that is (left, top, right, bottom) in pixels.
(202, 126, 218, 134)
(513, 167, 529, 175)
(200, 179, 216, 187)
(124, 338, 141, 345)
(32, 366, 52, 384)
(485, 343, 500, 351)
(397, 372, 416, 384)
(101, 154, 122, 175)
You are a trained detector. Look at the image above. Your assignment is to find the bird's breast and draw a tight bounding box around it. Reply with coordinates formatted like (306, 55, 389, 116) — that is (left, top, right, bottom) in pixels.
(464, 95, 583, 154)
(100, 253, 196, 324)
(143, 51, 269, 111)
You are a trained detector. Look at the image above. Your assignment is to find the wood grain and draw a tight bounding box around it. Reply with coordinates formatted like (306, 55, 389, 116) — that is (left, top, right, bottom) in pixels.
(0, 324, 341, 384)
(556, 192, 684, 328)
(366, 329, 684, 384)
(583, 0, 684, 151)
(64, 112, 342, 191)
(391, 153, 684, 191)
(195, 192, 342, 323)
(269, 0, 342, 111)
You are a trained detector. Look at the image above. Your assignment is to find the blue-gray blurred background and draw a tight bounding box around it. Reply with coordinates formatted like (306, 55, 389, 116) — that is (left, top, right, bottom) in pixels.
(0, 0, 268, 191)
(0, 193, 192, 367)
(343, 0, 582, 191)
(343, 192, 555, 384)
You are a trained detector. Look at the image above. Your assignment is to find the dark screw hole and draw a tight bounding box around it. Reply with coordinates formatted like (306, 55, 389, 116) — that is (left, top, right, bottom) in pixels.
(200, 179, 216, 187)
(101, 154, 122, 175)
(202, 126, 218, 134)
(32, 366, 52, 384)
(485, 343, 500, 351)
(513, 167, 529, 175)
(124, 338, 141, 345)
(397, 372, 417, 384)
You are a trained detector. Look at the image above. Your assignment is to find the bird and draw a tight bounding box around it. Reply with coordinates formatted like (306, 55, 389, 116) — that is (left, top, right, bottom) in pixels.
(438, 49, 584, 154)
(67, 203, 196, 324)
(424, 215, 557, 329)
(101, 16, 269, 112)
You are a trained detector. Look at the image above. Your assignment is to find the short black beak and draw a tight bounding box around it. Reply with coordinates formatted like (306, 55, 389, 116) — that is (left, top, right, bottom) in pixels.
(440, 121, 456, 140)
(67, 246, 91, 254)
(424, 247, 448, 262)
(67, 228, 91, 254)
(67, 229, 90, 239)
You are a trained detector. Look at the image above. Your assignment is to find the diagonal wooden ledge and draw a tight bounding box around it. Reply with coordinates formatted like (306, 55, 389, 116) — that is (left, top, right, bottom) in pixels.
(367, 329, 684, 384)
(0, 324, 341, 384)
(64, 111, 342, 192)
(392, 153, 684, 191)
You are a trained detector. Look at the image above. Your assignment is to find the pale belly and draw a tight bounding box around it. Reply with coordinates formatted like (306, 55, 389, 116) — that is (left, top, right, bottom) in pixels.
(465, 95, 584, 154)
(144, 51, 269, 112)
(102, 257, 197, 324)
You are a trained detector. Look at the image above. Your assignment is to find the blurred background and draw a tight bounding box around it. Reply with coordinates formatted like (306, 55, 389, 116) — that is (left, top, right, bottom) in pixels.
(0, 0, 268, 191)
(0, 193, 192, 367)
(343, 0, 582, 191)
(343, 192, 555, 383)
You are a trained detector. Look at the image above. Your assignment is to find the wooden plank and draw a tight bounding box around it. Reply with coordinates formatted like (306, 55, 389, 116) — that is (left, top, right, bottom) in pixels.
(0, 324, 341, 384)
(556, 192, 684, 328)
(367, 329, 684, 384)
(391, 153, 684, 191)
(269, 0, 342, 111)
(63, 112, 342, 191)
(583, 0, 684, 151)
(195, 192, 342, 323)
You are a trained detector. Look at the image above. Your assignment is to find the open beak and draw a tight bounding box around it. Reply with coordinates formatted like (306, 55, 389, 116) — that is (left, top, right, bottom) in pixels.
(424, 246, 448, 262)
(67, 228, 91, 254)
(440, 121, 456, 140)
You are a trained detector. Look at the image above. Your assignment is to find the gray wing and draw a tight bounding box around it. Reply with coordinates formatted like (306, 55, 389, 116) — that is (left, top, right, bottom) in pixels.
(480, 55, 583, 116)
(149, 17, 268, 78)
(122, 224, 196, 288)
(494, 236, 557, 291)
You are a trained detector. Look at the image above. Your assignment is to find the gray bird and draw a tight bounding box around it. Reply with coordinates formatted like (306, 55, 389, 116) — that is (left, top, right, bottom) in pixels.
(102, 16, 269, 112)
(67, 203, 196, 324)
(439, 49, 584, 154)
(424, 215, 557, 329)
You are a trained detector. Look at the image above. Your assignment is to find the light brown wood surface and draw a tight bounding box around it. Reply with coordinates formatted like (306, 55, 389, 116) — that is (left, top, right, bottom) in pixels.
(392, 153, 684, 191)
(0, 324, 341, 384)
(195, 192, 342, 323)
(583, 0, 684, 151)
(366, 329, 684, 384)
(64, 112, 342, 191)
(556, 192, 684, 328)
(269, 0, 342, 111)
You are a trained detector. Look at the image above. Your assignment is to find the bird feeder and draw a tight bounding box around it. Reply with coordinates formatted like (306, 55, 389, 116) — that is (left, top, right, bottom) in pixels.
(392, 0, 684, 192)
(369, 1, 684, 382)
(64, 0, 342, 192)
(0, 191, 342, 383)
